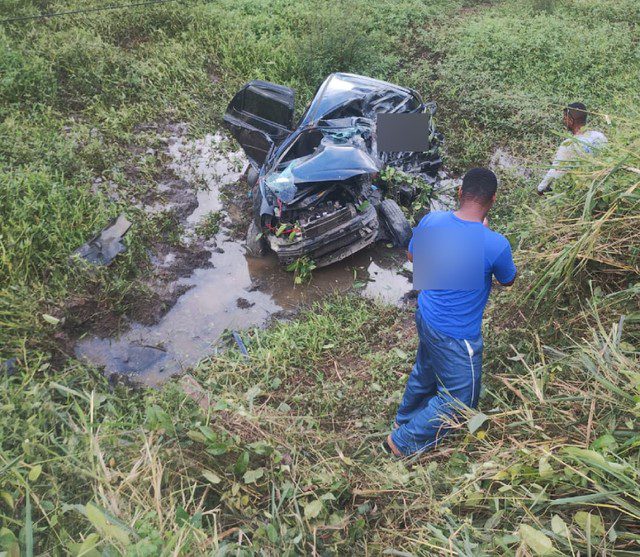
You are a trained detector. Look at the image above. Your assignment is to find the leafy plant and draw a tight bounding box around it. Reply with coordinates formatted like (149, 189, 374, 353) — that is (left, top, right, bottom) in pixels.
(195, 210, 222, 238)
(274, 221, 301, 241)
(286, 256, 317, 285)
(356, 200, 371, 213)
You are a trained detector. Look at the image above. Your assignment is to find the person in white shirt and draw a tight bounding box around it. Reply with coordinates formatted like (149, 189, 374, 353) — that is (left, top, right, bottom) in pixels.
(537, 102, 607, 195)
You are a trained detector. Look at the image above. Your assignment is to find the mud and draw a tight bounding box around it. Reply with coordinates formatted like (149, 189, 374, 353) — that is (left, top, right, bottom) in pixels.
(490, 148, 533, 180)
(76, 235, 413, 386)
(75, 127, 451, 386)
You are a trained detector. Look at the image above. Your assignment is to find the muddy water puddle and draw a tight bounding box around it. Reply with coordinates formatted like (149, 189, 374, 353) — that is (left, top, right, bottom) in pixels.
(76, 241, 411, 386)
(75, 131, 415, 385)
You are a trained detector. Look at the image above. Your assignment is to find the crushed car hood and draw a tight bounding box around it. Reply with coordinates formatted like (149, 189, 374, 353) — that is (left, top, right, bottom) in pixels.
(289, 141, 380, 183)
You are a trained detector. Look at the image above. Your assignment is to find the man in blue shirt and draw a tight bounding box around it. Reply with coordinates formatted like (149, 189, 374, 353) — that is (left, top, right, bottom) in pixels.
(385, 168, 516, 456)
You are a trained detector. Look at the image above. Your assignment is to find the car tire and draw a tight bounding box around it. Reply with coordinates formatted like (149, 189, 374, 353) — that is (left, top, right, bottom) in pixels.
(247, 166, 259, 188)
(379, 199, 412, 248)
(246, 220, 267, 256)
(252, 185, 264, 227)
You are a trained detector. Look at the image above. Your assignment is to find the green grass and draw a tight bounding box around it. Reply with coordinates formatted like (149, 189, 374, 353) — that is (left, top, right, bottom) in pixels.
(1, 294, 637, 554)
(1, 0, 640, 554)
(399, 0, 640, 169)
(194, 210, 222, 238)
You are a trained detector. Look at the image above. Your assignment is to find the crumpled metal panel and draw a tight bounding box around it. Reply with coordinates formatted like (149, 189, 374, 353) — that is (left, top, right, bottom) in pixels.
(72, 214, 132, 265)
(289, 140, 380, 183)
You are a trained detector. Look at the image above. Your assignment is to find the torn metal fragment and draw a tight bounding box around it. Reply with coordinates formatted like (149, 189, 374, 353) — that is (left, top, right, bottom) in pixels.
(232, 331, 249, 359)
(72, 214, 132, 265)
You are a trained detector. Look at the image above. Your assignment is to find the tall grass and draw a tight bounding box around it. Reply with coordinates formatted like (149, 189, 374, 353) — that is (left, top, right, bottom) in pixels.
(1, 293, 637, 554)
(514, 119, 640, 319)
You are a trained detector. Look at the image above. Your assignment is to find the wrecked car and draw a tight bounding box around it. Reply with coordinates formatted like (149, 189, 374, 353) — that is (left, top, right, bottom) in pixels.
(223, 72, 442, 267)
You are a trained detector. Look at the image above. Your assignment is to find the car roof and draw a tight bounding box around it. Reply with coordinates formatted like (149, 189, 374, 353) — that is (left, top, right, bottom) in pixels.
(299, 73, 418, 126)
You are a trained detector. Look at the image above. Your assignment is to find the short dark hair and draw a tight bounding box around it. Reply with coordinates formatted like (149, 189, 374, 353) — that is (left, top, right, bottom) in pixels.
(461, 168, 497, 205)
(565, 102, 588, 125)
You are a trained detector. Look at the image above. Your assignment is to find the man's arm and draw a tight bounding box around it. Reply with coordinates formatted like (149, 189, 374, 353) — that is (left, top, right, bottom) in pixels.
(408, 213, 432, 263)
(537, 141, 574, 194)
(497, 271, 516, 287)
(493, 242, 517, 287)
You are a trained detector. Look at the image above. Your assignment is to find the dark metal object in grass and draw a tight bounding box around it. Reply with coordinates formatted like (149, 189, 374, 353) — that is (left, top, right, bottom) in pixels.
(232, 331, 249, 359)
(1, 357, 17, 376)
(72, 214, 132, 266)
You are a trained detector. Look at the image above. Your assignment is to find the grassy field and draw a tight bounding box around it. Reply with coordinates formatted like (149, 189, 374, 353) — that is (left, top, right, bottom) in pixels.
(1, 0, 639, 554)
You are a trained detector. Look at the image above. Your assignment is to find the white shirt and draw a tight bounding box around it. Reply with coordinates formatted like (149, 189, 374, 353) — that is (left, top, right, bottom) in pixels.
(537, 130, 607, 193)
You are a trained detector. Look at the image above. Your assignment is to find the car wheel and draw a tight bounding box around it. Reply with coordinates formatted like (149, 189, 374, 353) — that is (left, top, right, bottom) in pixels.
(379, 199, 412, 248)
(252, 184, 264, 225)
(246, 220, 267, 256)
(247, 166, 260, 188)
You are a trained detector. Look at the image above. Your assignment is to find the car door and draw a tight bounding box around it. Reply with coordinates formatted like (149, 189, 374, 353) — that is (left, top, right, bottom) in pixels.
(223, 80, 295, 168)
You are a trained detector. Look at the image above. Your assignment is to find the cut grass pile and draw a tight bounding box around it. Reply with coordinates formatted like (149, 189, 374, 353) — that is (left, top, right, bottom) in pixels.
(517, 121, 640, 309)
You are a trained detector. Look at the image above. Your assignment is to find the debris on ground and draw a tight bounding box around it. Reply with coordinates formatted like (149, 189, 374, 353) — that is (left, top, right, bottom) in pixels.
(72, 214, 132, 266)
(232, 331, 249, 358)
(1, 358, 17, 376)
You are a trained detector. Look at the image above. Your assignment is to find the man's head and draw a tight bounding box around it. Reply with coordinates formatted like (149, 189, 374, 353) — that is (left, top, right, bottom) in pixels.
(563, 102, 588, 133)
(459, 168, 497, 209)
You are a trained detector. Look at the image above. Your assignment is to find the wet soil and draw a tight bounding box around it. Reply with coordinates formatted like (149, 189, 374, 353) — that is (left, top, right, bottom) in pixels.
(76, 240, 413, 386)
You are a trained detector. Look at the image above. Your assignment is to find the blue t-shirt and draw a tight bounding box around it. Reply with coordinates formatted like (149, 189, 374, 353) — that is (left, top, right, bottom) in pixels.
(408, 211, 516, 340)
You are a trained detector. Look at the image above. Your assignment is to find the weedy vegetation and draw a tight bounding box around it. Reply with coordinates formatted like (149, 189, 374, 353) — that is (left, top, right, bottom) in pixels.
(286, 256, 317, 285)
(1, 0, 639, 555)
(195, 211, 222, 238)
